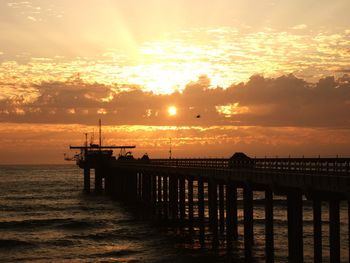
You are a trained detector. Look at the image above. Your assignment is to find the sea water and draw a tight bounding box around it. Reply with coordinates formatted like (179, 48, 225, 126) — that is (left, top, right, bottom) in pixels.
(0, 165, 348, 262)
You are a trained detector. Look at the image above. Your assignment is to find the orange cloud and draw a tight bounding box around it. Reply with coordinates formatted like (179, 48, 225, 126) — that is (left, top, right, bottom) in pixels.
(1, 74, 349, 128)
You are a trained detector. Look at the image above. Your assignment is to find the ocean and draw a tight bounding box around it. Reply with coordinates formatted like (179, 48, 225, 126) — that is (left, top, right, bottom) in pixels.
(0, 165, 349, 262)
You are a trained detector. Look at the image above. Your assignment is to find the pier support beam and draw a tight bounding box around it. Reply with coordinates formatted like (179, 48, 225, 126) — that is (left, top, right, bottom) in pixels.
(127, 171, 138, 203)
(151, 174, 157, 215)
(163, 176, 168, 220)
(208, 179, 219, 249)
(179, 177, 186, 222)
(244, 184, 254, 260)
(111, 168, 121, 200)
(142, 172, 152, 205)
(83, 168, 90, 193)
(120, 171, 127, 201)
(116, 169, 122, 200)
(219, 184, 225, 234)
(287, 190, 303, 262)
(157, 175, 162, 217)
(188, 178, 194, 234)
(329, 199, 340, 263)
(169, 175, 179, 221)
(137, 172, 142, 201)
(226, 182, 237, 251)
(265, 189, 274, 263)
(198, 177, 205, 247)
(313, 199, 322, 263)
(94, 167, 103, 194)
(104, 171, 111, 195)
(348, 201, 350, 262)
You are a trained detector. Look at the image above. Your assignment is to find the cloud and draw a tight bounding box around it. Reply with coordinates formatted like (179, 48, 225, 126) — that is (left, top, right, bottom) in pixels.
(27, 16, 37, 22)
(1, 27, 350, 96)
(0, 74, 349, 128)
(292, 24, 307, 30)
(335, 68, 350, 73)
(6, 1, 63, 21)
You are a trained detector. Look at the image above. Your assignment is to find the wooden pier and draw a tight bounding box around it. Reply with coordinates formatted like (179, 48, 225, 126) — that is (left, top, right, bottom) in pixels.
(75, 152, 350, 262)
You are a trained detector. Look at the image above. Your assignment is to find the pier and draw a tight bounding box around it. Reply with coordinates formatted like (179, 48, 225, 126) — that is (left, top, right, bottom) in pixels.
(70, 145, 350, 262)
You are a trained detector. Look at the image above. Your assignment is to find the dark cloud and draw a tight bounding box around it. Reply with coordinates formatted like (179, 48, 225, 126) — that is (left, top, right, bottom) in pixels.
(0, 74, 350, 127)
(335, 68, 350, 73)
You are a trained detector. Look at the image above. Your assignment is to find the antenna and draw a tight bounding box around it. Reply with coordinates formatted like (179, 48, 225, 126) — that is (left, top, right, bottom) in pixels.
(84, 133, 88, 147)
(90, 129, 94, 145)
(169, 138, 172, 159)
(99, 119, 102, 147)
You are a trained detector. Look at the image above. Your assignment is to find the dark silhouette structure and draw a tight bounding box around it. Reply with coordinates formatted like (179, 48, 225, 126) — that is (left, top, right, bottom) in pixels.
(70, 146, 350, 262)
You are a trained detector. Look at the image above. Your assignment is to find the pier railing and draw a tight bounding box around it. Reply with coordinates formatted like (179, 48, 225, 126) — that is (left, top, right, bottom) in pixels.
(150, 157, 350, 175)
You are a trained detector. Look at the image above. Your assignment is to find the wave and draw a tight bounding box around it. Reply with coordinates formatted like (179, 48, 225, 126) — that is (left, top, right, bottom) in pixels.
(0, 218, 105, 231)
(57, 220, 96, 230)
(92, 249, 139, 258)
(69, 227, 145, 242)
(44, 239, 77, 247)
(0, 239, 35, 249)
(0, 218, 71, 229)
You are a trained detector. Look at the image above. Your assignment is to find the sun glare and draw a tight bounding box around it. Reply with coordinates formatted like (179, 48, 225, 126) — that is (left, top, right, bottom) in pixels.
(168, 106, 177, 116)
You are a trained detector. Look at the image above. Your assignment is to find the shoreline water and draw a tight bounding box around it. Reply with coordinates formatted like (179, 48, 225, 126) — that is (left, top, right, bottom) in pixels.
(0, 165, 349, 262)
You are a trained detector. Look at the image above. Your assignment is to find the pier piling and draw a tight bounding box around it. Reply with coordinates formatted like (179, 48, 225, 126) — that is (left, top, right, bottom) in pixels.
(94, 167, 103, 193)
(287, 190, 303, 262)
(208, 179, 219, 249)
(83, 168, 90, 193)
(163, 176, 168, 220)
(313, 199, 322, 263)
(188, 178, 194, 234)
(219, 183, 225, 234)
(265, 188, 274, 263)
(243, 184, 254, 260)
(198, 177, 205, 247)
(329, 199, 340, 263)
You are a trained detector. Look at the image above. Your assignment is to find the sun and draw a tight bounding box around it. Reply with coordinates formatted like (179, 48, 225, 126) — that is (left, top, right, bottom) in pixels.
(168, 106, 177, 116)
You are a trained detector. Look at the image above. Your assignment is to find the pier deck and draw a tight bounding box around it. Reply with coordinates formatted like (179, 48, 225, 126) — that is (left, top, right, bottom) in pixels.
(77, 155, 350, 262)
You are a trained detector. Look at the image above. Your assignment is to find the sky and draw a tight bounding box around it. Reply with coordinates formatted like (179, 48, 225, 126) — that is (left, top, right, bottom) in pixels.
(1, 0, 350, 163)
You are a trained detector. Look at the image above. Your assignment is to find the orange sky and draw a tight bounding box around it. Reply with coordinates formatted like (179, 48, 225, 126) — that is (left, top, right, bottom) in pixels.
(1, 0, 350, 163)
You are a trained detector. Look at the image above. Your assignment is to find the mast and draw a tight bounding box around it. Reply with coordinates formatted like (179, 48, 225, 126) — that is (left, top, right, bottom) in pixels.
(84, 133, 88, 147)
(99, 119, 102, 147)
